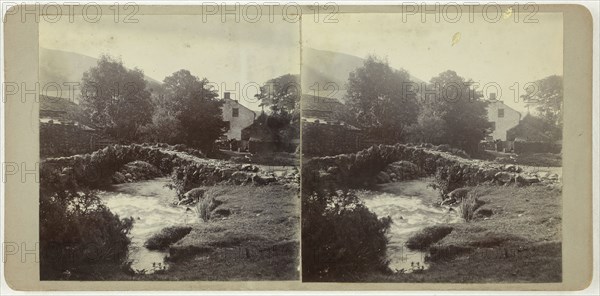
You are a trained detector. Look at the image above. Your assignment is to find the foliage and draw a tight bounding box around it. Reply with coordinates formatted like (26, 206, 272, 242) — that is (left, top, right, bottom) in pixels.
(522, 75, 563, 136)
(302, 190, 392, 281)
(40, 188, 134, 279)
(255, 74, 300, 119)
(345, 56, 419, 142)
(145, 226, 193, 250)
(459, 188, 484, 222)
(411, 70, 491, 154)
(80, 55, 154, 141)
(158, 70, 227, 152)
(253, 74, 301, 147)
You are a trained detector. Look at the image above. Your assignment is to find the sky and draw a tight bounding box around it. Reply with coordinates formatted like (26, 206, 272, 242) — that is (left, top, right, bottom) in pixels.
(40, 15, 301, 111)
(40, 10, 562, 114)
(302, 12, 563, 113)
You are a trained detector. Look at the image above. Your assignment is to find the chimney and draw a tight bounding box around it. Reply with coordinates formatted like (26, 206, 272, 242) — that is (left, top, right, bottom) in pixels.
(489, 93, 497, 101)
(224, 92, 231, 100)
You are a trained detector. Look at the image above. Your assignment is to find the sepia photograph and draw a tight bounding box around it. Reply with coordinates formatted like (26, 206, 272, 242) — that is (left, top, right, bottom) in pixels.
(301, 11, 565, 282)
(0, 2, 595, 292)
(37, 12, 301, 280)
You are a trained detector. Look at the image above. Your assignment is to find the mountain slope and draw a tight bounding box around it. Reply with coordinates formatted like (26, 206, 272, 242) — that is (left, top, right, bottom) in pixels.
(39, 48, 162, 99)
(302, 48, 425, 102)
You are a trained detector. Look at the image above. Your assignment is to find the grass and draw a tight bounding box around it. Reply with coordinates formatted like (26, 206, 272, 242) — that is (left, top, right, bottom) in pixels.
(107, 184, 300, 281)
(362, 184, 562, 283)
(459, 187, 485, 222)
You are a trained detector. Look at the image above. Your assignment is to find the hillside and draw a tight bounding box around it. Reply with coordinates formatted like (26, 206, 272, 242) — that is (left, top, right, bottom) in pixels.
(40, 48, 162, 100)
(302, 48, 425, 102)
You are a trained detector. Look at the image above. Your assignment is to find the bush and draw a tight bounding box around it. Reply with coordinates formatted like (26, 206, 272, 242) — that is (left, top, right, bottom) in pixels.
(302, 191, 392, 281)
(144, 226, 193, 250)
(406, 225, 454, 250)
(40, 189, 134, 280)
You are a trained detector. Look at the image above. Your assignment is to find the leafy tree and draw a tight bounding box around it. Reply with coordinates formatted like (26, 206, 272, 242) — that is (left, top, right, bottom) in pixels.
(345, 56, 419, 142)
(255, 74, 300, 118)
(522, 75, 563, 132)
(161, 70, 227, 152)
(80, 55, 153, 141)
(415, 70, 491, 154)
(254, 74, 301, 146)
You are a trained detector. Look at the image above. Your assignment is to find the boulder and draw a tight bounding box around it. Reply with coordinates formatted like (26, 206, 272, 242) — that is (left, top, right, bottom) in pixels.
(375, 171, 391, 184)
(241, 164, 259, 172)
(475, 208, 494, 218)
(231, 171, 251, 184)
(252, 174, 277, 185)
(446, 187, 470, 201)
(494, 172, 514, 184)
(516, 174, 540, 186)
(184, 188, 206, 201)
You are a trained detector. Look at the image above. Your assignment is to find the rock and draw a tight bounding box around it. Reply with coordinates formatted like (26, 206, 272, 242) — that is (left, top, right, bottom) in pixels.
(241, 164, 259, 172)
(384, 161, 420, 181)
(516, 174, 540, 186)
(375, 171, 391, 184)
(536, 171, 550, 179)
(231, 171, 250, 184)
(447, 188, 470, 201)
(475, 208, 493, 217)
(252, 174, 276, 185)
(112, 171, 127, 184)
(494, 172, 514, 184)
(184, 188, 206, 201)
(213, 208, 231, 217)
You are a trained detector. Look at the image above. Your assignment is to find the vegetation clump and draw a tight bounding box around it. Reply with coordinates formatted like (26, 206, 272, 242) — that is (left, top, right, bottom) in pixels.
(406, 225, 454, 250)
(145, 226, 193, 251)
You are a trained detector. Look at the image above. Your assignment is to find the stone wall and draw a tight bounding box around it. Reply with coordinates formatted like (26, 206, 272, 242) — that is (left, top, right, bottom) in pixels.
(514, 141, 562, 154)
(41, 144, 293, 198)
(40, 123, 96, 158)
(302, 143, 556, 197)
(302, 122, 365, 156)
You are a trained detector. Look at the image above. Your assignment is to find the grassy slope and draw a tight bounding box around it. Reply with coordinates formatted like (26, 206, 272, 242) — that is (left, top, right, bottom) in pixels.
(143, 184, 300, 281)
(365, 184, 562, 283)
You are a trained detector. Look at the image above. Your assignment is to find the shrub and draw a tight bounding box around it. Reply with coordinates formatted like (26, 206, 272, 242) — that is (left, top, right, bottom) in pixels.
(195, 187, 225, 221)
(459, 188, 484, 222)
(40, 189, 134, 280)
(406, 225, 454, 250)
(144, 226, 193, 250)
(302, 191, 392, 281)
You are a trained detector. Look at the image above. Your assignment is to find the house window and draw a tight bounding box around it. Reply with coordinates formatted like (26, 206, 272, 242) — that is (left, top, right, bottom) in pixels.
(232, 108, 239, 117)
(498, 109, 504, 118)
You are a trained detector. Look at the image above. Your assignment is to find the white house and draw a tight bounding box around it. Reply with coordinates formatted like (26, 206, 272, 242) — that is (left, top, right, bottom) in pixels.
(486, 96, 521, 141)
(221, 92, 256, 140)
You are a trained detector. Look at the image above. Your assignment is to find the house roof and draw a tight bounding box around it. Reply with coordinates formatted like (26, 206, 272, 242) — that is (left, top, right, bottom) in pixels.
(301, 94, 344, 112)
(222, 98, 256, 116)
(487, 100, 522, 118)
(506, 114, 560, 142)
(40, 95, 80, 113)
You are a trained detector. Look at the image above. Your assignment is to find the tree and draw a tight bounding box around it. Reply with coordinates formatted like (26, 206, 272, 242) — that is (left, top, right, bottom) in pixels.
(255, 74, 300, 118)
(345, 56, 419, 142)
(161, 70, 227, 151)
(415, 70, 491, 154)
(80, 55, 153, 141)
(254, 74, 301, 147)
(522, 75, 563, 132)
